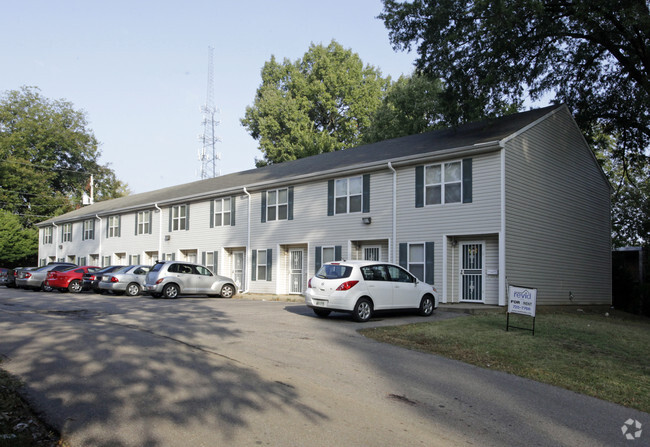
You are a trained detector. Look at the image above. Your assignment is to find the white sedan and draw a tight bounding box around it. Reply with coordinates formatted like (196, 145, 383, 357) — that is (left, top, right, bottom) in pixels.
(305, 260, 437, 322)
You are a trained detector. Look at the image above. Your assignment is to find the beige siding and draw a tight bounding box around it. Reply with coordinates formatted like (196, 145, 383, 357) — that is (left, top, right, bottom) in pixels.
(504, 108, 611, 305)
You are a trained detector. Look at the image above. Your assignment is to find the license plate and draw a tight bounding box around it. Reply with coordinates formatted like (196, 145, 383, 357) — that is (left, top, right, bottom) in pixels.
(315, 300, 326, 307)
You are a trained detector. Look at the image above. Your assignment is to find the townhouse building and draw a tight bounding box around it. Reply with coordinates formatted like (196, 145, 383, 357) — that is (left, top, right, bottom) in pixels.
(36, 104, 612, 306)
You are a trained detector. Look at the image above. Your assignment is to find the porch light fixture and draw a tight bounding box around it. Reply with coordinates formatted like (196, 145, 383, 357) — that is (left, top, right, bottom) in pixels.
(362, 217, 372, 225)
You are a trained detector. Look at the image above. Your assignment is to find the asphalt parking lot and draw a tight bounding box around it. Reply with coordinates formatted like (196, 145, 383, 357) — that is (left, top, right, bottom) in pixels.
(0, 287, 646, 446)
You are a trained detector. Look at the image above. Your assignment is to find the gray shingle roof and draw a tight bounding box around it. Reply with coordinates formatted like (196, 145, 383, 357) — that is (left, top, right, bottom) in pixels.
(38, 104, 563, 226)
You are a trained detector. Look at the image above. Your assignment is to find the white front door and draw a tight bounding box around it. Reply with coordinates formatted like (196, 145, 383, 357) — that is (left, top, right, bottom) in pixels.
(289, 249, 303, 294)
(460, 242, 485, 302)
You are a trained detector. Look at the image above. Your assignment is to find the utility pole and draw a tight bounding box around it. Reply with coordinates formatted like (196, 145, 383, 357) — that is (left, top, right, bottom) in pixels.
(198, 46, 221, 179)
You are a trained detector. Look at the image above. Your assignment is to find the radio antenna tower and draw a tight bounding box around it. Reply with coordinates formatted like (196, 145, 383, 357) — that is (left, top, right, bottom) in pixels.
(198, 46, 221, 179)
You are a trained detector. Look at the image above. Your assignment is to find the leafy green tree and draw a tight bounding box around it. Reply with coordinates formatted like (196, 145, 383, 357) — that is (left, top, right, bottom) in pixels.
(0, 86, 128, 227)
(364, 74, 446, 143)
(0, 210, 38, 266)
(379, 0, 650, 170)
(242, 41, 390, 166)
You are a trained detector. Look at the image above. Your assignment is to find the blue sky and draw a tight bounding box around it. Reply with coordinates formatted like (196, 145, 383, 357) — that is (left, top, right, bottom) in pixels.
(2, 0, 419, 194)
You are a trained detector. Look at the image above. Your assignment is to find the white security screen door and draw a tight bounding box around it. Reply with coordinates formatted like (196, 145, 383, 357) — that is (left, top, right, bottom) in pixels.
(289, 249, 304, 294)
(460, 242, 485, 302)
(233, 251, 245, 291)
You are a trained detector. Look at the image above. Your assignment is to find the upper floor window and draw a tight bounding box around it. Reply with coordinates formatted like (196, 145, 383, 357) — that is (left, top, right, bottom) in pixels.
(170, 204, 189, 231)
(214, 198, 231, 227)
(42, 227, 53, 244)
(416, 159, 472, 207)
(267, 189, 288, 221)
(136, 211, 151, 235)
(336, 176, 362, 214)
(62, 223, 72, 242)
(107, 215, 120, 238)
(82, 219, 95, 240)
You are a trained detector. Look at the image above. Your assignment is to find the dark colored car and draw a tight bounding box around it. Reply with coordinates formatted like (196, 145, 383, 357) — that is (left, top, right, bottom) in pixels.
(5, 267, 33, 288)
(46, 266, 101, 293)
(82, 265, 122, 293)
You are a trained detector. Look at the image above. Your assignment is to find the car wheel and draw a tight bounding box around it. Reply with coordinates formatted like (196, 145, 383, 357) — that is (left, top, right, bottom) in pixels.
(125, 283, 141, 296)
(313, 308, 331, 318)
(162, 284, 179, 299)
(219, 284, 235, 298)
(353, 298, 373, 322)
(418, 295, 435, 316)
(68, 280, 83, 293)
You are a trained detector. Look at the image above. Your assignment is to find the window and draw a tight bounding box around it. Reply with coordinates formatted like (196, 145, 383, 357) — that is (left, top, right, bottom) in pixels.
(256, 249, 267, 281)
(136, 211, 151, 235)
(102, 256, 111, 267)
(266, 189, 288, 221)
(322, 247, 335, 264)
(108, 216, 120, 238)
(335, 176, 362, 214)
(129, 254, 141, 264)
(78, 257, 87, 266)
(425, 162, 461, 205)
(214, 198, 231, 226)
(171, 205, 188, 231)
(82, 219, 94, 240)
(62, 223, 72, 242)
(399, 242, 435, 284)
(315, 245, 342, 272)
(407, 243, 425, 281)
(42, 227, 53, 244)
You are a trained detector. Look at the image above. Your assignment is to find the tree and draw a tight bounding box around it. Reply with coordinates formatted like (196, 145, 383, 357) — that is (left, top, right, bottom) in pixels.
(241, 41, 390, 166)
(364, 74, 447, 143)
(0, 87, 128, 227)
(379, 0, 650, 168)
(0, 211, 38, 266)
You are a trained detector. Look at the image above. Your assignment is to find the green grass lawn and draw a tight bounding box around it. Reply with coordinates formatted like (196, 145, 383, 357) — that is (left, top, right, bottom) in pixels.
(360, 307, 650, 413)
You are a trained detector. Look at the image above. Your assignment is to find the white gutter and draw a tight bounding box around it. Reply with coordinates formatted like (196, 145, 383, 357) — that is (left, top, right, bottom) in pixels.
(52, 223, 58, 262)
(241, 187, 251, 294)
(499, 146, 507, 306)
(154, 204, 163, 259)
(387, 162, 397, 263)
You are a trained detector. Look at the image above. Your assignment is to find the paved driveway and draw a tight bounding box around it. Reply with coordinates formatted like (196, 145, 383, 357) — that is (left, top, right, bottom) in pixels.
(0, 288, 646, 446)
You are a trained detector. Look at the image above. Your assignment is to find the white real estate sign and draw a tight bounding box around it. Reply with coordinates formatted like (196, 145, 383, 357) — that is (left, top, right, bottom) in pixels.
(508, 286, 537, 317)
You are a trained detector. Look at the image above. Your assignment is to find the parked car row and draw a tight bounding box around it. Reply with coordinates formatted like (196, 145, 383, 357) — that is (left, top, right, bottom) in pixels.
(0, 261, 238, 299)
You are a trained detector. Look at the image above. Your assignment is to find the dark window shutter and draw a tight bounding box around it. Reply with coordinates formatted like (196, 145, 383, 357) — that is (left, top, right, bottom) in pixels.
(148, 211, 152, 234)
(425, 242, 435, 284)
(171, 253, 176, 261)
(117, 216, 121, 237)
(261, 191, 267, 223)
(210, 201, 214, 228)
(288, 186, 294, 220)
(266, 248, 272, 281)
(362, 174, 370, 213)
(315, 246, 322, 273)
(168, 207, 172, 232)
(213, 250, 218, 274)
(415, 166, 424, 208)
(135, 214, 138, 236)
(462, 158, 473, 203)
(185, 204, 190, 231)
(251, 250, 257, 281)
(231, 196, 236, 226)
(106, 218, 109, 238)
(335, 245, 342, 261)
(399, 243, 408, 269)
(202, 251, 206, 266)
(327, 180, 334, 216)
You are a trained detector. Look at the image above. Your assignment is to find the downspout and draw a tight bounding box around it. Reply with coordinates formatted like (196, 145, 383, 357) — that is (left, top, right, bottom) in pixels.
(387, 162, 397, 263)
(52, 223, 59, 263)
(154, 204, 163, 260)
(242, 187, 251, 293)
(95, 215, 102, 263)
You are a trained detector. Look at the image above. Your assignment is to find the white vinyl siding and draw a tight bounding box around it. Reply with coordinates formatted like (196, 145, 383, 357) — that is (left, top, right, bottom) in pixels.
(504, 108, 611, 305)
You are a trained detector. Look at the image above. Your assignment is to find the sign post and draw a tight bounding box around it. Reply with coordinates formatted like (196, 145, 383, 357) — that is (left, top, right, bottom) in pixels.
(506, 285, 537, 335)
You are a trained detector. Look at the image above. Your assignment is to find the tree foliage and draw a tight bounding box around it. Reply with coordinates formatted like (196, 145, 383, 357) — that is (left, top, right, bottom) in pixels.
(0, 86, 128, 228)
(0, 211, 38, 266)
(380, 0, 650, 244)
(242, 41, 390, 166)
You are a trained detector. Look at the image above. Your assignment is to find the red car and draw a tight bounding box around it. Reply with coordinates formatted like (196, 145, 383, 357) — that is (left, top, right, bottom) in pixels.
(46, 266, 101, 293)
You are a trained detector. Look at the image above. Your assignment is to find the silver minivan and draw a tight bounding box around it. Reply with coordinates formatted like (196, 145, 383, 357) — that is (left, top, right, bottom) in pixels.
(144, 261, 237, 299)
